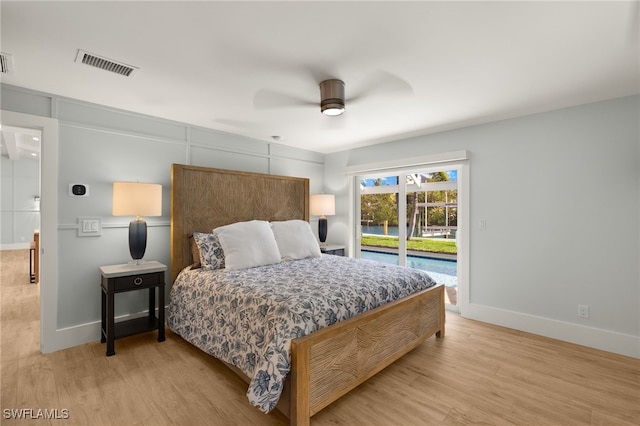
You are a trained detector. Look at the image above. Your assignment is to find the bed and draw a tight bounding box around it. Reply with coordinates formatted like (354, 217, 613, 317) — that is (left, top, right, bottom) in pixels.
(169, 164, 445, 425)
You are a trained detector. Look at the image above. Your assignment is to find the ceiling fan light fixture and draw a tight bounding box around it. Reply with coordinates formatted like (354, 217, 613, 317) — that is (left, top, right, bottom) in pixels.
(320, 79, 345, 116)
(321, 103, 345, 116)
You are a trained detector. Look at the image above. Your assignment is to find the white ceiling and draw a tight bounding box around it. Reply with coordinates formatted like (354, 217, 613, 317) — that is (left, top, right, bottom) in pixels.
(0, 125, 41, 161)
(1, 1, 638, 154)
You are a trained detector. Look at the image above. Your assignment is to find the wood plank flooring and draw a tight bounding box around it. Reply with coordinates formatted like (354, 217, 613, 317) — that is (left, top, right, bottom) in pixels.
(1, 249, 638, 425)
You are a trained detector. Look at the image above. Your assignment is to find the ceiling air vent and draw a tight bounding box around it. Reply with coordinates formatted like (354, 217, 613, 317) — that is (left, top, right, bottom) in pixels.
(0, 52, 14, 74)
(75, 49, 138, 77)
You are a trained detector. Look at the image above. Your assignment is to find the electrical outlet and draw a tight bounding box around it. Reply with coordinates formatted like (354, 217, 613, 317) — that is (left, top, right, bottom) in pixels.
(578, 304, 589, 319)
(479, 219, 487, 230)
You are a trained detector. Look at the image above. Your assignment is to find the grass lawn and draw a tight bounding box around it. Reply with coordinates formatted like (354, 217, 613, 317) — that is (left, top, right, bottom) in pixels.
(361, 235, 457, 255)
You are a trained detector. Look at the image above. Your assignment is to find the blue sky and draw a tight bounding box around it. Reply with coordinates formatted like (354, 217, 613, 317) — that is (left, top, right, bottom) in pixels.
(361, 170, 457, 187)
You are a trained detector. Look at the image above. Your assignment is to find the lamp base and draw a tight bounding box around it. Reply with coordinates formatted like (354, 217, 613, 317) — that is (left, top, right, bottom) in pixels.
(318, 216, 328, 244)
(129, 218, 147, 262)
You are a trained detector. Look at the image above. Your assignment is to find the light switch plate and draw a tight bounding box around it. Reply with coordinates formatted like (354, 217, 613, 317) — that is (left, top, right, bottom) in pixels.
(78, 217, 102, 237)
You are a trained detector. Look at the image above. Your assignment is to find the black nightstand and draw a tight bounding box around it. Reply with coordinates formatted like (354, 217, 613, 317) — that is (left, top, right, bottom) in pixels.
(320, 244, 345, 256)
(99, 261, 166, 356)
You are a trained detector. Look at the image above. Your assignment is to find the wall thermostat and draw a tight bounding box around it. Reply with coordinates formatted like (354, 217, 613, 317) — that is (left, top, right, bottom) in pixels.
(69, 184, 89, 197)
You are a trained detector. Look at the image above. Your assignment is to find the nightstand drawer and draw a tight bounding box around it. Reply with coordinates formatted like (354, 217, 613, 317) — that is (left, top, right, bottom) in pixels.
(113, 272, 161, 291)
(320, 245, 345, 256)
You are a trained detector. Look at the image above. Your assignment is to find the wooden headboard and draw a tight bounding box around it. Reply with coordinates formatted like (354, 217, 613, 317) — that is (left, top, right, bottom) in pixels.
(170, 164, 310, 281)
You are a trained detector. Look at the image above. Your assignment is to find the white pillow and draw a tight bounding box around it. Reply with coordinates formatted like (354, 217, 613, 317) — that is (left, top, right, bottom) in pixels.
(270, 220, 321, 261)
(213, 220, 281, 270)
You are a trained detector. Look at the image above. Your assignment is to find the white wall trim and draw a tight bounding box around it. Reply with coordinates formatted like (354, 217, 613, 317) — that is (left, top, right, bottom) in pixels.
(49, 322, 102, 353)
(45, 307, 169, 353)
(59, 121, 189, 146)
(345, 150, 468, 175)
(463, 303, 640, 359)
(455, 160, 470, 316)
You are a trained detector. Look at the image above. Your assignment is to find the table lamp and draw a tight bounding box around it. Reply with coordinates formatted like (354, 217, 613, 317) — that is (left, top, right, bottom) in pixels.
(112, 181, 162, 264)
(310, 194, 335, 245)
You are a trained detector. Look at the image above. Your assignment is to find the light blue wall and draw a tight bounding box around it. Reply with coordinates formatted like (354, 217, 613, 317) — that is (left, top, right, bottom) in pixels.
(326, 95, 640, 356)
(1, 84, 324, 337)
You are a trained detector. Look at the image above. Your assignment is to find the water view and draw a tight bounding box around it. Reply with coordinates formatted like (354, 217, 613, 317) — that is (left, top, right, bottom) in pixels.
(360, 250, 457, 288)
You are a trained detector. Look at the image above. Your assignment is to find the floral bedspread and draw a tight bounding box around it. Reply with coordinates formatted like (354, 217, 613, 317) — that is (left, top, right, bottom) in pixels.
(168, 254, 437, 413)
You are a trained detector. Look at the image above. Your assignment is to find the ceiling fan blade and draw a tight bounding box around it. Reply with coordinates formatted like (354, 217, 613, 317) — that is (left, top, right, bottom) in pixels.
(348, 70, 414, 103)
(253, 88, 316, 110)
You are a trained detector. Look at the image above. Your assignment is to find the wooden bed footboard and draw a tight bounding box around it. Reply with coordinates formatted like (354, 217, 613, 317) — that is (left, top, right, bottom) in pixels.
(288, 283, 445, 426)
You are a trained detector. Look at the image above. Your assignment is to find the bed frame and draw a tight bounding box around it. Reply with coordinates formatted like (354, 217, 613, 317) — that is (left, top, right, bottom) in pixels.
(170, 163, 445, 426)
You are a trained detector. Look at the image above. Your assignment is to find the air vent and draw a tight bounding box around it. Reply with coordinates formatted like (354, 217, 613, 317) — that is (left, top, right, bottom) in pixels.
(0, 52, 14, 74)
(75, 49, 138, 77)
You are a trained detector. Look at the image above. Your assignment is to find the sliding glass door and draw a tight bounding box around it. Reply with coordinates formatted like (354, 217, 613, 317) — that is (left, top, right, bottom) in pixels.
(357, 168, 459, 307)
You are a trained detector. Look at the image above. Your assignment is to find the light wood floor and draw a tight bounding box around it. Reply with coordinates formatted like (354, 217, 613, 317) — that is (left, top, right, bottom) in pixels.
(1, 249, 639, 425)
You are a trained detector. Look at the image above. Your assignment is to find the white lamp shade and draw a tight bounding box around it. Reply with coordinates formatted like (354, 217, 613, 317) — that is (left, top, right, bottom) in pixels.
(310, 194, 335, 216)
(112, 182, 162, 217)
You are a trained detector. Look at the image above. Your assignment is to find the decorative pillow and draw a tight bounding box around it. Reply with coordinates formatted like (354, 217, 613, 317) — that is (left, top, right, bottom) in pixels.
(189, 235, 201, 268)
(192, 232, 225, 270)
(270, 220, 321, 261)
(213, 220, 281, 270)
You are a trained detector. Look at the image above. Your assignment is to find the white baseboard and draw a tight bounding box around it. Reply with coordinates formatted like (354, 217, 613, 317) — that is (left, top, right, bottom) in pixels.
(43, 321, 102, 353)
(463, 303, 640, 359)
(41, 308, 167, 354)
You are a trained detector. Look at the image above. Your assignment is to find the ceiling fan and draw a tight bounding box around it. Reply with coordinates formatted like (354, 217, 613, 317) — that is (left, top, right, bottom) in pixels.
(253, 70, 413, 117)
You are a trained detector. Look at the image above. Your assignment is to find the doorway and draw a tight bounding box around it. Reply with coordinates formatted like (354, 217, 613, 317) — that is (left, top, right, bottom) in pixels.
(1, 109, 59, 353)
(0, 124, 41, 250)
